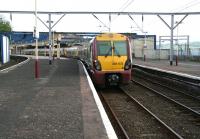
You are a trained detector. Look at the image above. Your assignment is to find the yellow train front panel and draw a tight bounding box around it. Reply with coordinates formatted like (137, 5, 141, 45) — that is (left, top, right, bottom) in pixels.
(98, 56, 127, 71)
(96, 33, 128, 71)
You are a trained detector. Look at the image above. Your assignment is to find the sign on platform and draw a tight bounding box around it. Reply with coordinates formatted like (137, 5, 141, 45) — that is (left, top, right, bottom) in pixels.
(0, 35, 10, 64)
(33, 26, 39, 39)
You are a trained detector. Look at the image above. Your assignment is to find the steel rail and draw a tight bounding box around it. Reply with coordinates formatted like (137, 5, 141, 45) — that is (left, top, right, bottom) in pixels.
(122, 88, 184, 139)
(163, 76, 200, 88)
(99, 91, 130, 139)
(132, 79, 200, 117)
(134, 74, 200, 102)
(132, 65, 200, 87)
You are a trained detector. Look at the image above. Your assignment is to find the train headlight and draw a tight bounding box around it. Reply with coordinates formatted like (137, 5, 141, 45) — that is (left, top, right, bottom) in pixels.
(124, 59, 131, 70)
(94, 60, 102, 71)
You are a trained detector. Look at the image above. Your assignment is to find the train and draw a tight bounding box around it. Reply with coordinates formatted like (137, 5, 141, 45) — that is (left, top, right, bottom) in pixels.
(77, 33, 132, 87)
(21, 33, 132, 87)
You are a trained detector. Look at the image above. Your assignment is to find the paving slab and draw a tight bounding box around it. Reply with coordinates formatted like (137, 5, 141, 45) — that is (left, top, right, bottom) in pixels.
(133, 59, 200, 77)
(0, 58, 114, 139)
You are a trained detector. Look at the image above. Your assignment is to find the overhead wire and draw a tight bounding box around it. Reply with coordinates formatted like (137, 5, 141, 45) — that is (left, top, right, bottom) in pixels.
(92, 14, 110, 31)
(114, 0, 145, 33)
(120, 0, 135, 12)
(146, 0, 200, 29)
(171, 0, 200, 29)
(128, 14, 143, 32)
(112, 0, 135, 22)
(173, 0, 200, 12)
(118, 0, 132, 11)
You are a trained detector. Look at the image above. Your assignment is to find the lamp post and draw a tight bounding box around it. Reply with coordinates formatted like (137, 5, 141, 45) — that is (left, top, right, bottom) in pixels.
(144, 31, 147, 48)
(143, 31, 147, 61)
(34, 0, 39, 78)
(52, 30, 55, 59)
(47, 14, 53, 64)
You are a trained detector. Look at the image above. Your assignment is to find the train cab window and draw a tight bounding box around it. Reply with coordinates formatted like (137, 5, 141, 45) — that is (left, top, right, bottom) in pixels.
(113, 41, 127, 56)
(97, 41, 112, 56)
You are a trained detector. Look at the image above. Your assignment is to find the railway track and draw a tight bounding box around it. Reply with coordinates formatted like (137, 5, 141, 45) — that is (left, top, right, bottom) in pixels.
(133, 75, 200, 115)
(121, 80, 200, 139)
(132, 65, 200, 88)
(132, 68, 200, 97)
(99, 88, 183, 139)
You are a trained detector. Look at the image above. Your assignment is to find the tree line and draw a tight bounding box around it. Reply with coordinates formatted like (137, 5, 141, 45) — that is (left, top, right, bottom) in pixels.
(0, 16, 12, 32)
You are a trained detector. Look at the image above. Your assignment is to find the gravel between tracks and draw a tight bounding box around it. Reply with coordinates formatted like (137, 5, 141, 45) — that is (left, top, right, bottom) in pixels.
(101, 88, 171, 139)
(134, 75, 200, 114)
(121, 83, 200, 139)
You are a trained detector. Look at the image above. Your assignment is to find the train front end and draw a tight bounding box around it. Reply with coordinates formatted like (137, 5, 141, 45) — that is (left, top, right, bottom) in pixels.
(92, 33, 132, 87)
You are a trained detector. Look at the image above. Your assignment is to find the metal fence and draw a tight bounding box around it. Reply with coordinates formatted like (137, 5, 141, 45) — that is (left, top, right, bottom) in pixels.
(133, 48, 200, 61)
(11, 46, 200, 62)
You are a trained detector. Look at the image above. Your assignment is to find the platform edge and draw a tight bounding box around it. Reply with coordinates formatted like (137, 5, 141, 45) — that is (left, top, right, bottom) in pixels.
(80, 61, 118, 139)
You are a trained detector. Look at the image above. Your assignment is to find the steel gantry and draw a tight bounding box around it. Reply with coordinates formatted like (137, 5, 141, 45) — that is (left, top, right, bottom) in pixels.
(1, 10, 200, 65)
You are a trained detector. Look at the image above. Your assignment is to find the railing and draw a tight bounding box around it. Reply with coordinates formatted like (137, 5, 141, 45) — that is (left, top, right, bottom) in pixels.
(132, 48, 200, 61)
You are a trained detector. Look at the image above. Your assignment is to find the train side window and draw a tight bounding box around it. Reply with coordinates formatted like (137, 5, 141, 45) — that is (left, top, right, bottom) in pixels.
(90, 44, 92, 60)
(90, 43, 92, 53)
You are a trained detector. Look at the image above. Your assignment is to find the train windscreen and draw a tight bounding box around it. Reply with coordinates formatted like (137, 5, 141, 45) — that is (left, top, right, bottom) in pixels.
(113, 41, 127, 56)
(97, 41, 112, 56)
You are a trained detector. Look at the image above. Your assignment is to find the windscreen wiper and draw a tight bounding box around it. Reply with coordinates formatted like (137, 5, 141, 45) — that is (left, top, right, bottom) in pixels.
(105, 47, 112, 57)
(113, 47, 121, 57)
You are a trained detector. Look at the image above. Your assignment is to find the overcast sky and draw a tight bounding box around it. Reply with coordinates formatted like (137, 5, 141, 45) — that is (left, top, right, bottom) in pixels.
(0, 0, 200, 41)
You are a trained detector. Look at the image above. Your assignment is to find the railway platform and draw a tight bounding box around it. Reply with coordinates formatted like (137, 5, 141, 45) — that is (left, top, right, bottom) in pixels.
(0, 57, 117, 139)
(133, 58, 200, 78)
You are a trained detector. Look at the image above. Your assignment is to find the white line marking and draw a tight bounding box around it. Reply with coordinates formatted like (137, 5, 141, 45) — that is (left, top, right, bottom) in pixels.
(0, 56, 30, 73)
(80, 61, 118, 139)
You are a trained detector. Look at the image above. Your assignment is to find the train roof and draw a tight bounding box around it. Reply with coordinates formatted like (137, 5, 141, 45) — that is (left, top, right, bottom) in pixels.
(95, 33, 127, 41)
